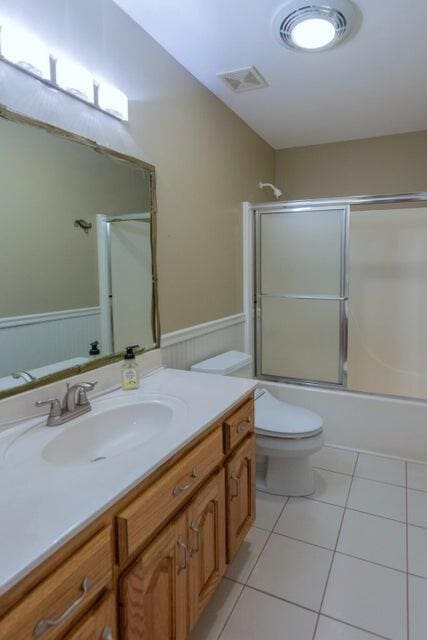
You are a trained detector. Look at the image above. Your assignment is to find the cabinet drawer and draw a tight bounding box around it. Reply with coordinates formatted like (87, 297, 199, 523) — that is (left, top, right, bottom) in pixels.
(116, 426, 224, 564)
(0, 527, 112, 640)
(224, 398, 254, 453)
(64, 591, 116, 640)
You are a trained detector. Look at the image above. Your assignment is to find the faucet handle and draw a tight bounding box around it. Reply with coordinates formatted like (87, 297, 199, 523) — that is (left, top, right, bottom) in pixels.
(35, 399, 62, 418)
(76, 381, 98, 407)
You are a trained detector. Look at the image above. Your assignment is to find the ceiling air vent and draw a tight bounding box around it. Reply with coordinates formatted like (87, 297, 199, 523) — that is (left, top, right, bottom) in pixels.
(217, 66, 268, 93)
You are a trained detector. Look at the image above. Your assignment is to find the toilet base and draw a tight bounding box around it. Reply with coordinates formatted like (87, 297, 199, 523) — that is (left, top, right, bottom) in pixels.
(264, 455, 315, 496)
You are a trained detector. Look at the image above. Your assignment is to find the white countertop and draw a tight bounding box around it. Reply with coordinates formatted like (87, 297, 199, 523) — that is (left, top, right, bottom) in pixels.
(0, 367, 256, 596)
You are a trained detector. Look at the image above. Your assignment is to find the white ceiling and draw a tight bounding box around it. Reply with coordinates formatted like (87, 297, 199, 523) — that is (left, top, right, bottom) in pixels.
(114, 0, 427, 149)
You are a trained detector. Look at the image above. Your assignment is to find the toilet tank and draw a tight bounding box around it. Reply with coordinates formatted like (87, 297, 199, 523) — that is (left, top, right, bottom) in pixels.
(191, 351, 253, 378)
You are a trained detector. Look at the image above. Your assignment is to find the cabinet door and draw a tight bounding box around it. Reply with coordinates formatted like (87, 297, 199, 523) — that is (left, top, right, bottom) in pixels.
(188, 470, 226, 627)
(64, 591, 116, 640)
(119, 514, 189, 640)
(226, 435, 256, 562)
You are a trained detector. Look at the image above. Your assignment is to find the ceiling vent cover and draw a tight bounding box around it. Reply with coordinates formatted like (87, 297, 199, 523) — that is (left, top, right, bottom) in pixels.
(218, 66, 268, 93)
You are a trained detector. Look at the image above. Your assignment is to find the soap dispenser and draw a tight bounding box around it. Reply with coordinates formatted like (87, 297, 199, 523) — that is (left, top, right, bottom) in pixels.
(89, 341, 100, 359)
(121, 345, 140, 390)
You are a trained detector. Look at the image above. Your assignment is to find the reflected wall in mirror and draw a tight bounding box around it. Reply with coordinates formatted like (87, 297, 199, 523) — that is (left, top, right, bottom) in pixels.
(0, 110, 158, 398)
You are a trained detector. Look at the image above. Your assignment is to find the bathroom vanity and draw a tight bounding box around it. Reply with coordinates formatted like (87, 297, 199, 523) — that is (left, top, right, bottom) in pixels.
(0, 369, 256, 640)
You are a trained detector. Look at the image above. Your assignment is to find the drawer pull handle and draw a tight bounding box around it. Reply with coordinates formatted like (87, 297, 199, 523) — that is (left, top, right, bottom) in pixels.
(236, 417, 252, 433)
(102, 626, 114, 640)
(177, 536, 188, 574)
(190, 521, 201, 556)
(33, 576, 91, 637)
(230, 472, 240, 501)
(172, 469, 198, 496)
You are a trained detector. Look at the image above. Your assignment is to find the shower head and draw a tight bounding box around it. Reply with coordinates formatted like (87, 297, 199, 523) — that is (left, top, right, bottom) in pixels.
(259, 182, 283, 199)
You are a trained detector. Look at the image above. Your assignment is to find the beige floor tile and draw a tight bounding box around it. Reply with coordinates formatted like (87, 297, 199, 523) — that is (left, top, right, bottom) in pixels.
(254, 491, 287, 531)
(310, 469, 352, 507)
(275, 498, 343, 549)
(248, 534, 333, 611)
(315, 616, 381, 639)
(312, 446, 358, 475)
(190, 579, 243, 640)
(220, 587, 317, 640)
(225, 526, 269, 584)
(408, 489, 427, 528)
(355, 453, 405, 486)
(409, 575, 427, 640)
(407, 462, 427, 492)
(408, 525, 427, 578)
(347, 477, 406, 522)
(322, 554, 407, 640)
(337, 509, 406, 571)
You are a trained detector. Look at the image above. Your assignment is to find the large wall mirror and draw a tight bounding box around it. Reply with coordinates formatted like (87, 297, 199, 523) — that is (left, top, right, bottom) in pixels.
(0, 109, 159, 399)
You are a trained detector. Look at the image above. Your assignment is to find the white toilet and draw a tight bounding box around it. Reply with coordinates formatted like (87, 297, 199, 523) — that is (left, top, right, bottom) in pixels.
(191, 351, 324, 496)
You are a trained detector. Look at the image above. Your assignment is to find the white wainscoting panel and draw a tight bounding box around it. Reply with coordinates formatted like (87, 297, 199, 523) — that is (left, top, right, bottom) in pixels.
(161, 314, 246, 371)
(0, 307, 101, 377)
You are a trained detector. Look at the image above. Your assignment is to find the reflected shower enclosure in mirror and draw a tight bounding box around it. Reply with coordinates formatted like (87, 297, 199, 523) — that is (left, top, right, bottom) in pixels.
(0, 109, 159, 399)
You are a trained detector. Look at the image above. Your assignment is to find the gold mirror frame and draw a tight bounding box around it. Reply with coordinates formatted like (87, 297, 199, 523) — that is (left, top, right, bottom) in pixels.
(0, 104, 160, 400)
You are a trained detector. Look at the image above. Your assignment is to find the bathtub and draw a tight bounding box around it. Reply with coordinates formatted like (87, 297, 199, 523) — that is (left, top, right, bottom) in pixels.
(257, 380, 427, 463)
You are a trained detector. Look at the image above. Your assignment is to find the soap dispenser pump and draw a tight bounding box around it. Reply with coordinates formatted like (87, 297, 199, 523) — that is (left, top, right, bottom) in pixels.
(121, 345, 140, 390)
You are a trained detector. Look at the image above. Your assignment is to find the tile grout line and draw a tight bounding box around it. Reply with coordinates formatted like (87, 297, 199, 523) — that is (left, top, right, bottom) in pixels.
(405, 461, 410, 640)
(270, 530, 408, 575)
(311, 452, 360, 640)
(224, 579, 392, 640)
(218, 495, 291, 639)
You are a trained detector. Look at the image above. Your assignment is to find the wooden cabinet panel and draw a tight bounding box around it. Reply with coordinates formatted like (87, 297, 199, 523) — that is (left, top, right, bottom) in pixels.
(0, 527, 112, 640)
(224, 399, 254, 453)
(64, 591, 116, 640)
(119, 514, 189, 640)
(117, 427, 224, 564)
(188, 470, 226, 627)
(226, 436, 256, 562)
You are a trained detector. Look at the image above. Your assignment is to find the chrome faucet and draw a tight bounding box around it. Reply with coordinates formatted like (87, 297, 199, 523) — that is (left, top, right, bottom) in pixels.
(12, 370, 36, 383)
(36, 381, 98, 426)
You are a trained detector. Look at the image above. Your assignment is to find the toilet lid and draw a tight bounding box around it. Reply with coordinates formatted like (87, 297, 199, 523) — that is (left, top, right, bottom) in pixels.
(255, 390, 324, 439)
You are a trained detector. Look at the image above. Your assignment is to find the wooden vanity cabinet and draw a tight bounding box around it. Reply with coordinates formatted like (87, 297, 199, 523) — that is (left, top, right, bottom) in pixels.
(120, 513, 189, 640)
(188, 470, 226, 628)
(0, 394, 255, 640)
(226, 435, 256, 562)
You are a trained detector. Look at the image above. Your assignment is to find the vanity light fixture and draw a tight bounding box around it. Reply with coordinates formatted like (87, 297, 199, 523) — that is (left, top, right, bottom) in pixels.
(55, 56, 95, 103)
(273, 0, 358, 52)
(0, 17, 129, 121)
(0, 19, 50, 79)
(97, 81, 129, 122)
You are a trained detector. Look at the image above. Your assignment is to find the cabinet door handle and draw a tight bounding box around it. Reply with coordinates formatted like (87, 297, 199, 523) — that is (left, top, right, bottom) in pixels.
(190, 521, 201, 557)
(33, 576, 91, 637)
(177, 536, 188, 574)
(236, 417, 252, 433)
(172, 469, 198, 497)
(230, 472, 240, 501)
(102, 626, 114, 640)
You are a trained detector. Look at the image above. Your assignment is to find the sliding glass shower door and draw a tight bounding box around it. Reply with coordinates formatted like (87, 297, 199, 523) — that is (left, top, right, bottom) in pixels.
(255, 206, 349, 386)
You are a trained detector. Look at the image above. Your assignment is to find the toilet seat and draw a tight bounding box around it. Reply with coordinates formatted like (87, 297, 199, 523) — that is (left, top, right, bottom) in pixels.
(255, 389, 323, 440)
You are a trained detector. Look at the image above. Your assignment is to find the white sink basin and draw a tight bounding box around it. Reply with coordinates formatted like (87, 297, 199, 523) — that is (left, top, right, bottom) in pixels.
(5, 393, 187, 466)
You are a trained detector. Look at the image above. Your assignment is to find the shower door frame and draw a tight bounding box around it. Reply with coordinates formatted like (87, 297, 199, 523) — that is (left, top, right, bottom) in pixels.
(245, 190, 427, 392)
(254, 204, 350, 389)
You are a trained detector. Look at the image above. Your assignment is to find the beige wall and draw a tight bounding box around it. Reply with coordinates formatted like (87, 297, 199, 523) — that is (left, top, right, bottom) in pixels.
(276, 131, 427, 200)
(0, 117, 150, 317)
(0, 0, 275, 333)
